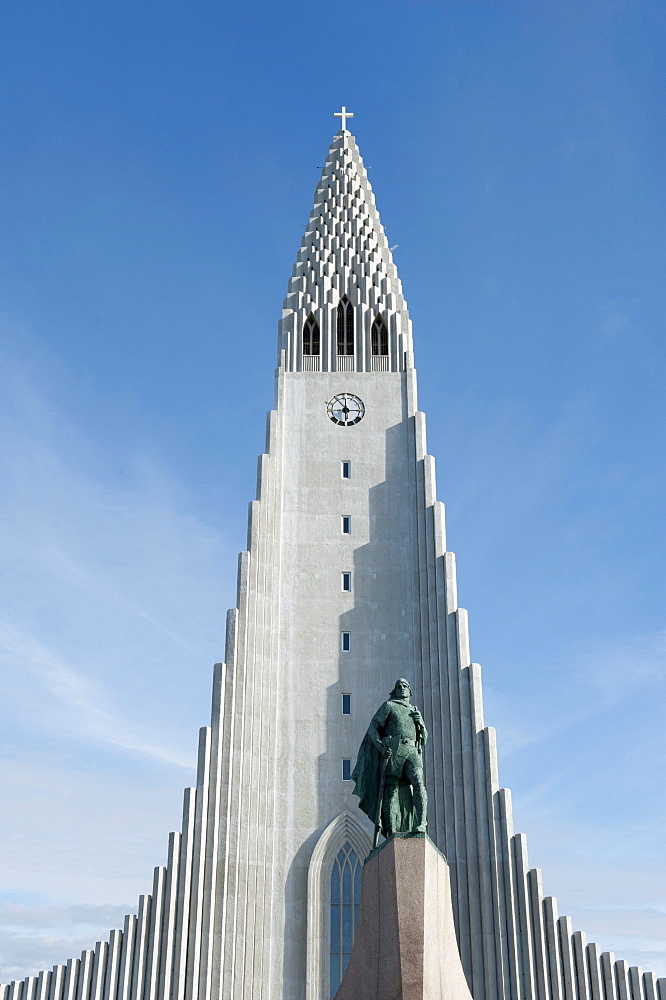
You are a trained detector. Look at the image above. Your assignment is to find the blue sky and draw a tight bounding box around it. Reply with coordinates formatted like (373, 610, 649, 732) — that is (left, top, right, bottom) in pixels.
(1, 0, 665, 982)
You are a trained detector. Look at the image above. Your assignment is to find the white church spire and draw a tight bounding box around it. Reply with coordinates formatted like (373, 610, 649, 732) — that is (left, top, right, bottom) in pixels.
(278, 122, 413, 372)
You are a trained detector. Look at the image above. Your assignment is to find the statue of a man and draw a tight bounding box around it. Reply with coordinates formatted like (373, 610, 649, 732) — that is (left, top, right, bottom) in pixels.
(351, 679, 428, 842)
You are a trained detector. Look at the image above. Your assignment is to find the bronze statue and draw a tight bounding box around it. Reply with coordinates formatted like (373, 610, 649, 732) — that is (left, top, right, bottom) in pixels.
(351, 679, 428, 847)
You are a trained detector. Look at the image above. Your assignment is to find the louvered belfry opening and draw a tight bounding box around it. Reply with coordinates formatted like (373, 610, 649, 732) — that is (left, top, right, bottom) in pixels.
(303, 314, 320, 355)
(371, 314, 388, 356)
(336, 297, 354, 356)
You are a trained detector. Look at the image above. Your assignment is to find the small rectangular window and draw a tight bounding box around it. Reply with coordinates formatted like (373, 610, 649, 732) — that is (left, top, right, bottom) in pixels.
(342, 694, 351, 715)
(341, 632, 351, 652)
(341, 515, 351, 534)
(342, 759, 352, 781)
(341, 461, 351, 479)
(342, 572, 351, 592)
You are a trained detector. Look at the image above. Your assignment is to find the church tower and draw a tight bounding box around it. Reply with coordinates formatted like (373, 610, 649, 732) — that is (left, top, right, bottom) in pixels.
(2, 116, 664, 1000)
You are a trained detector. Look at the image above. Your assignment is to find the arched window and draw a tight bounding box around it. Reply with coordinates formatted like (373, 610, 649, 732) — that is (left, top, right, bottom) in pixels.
(329, 842, 362, 997)
(305, 812, 371, 1000)
(303, 315, 320, 356)
(336, 297, 354, 356)
(371, 315, 389, 356)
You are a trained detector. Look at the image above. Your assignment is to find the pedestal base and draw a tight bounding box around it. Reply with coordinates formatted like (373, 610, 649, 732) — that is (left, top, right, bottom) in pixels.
(333, 834, 474, 1000)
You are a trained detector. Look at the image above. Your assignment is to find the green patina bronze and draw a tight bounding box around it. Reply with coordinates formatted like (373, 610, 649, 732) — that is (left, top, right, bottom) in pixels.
(351, 678, 428, 846)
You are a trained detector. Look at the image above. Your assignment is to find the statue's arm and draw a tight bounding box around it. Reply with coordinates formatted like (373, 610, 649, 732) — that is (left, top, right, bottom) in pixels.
(412, 706, 428, 745)
(367, 702, 390, 751)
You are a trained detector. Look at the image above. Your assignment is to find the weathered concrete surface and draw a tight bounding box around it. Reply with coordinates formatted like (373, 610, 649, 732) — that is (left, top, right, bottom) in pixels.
(333, 834, 474, 1000)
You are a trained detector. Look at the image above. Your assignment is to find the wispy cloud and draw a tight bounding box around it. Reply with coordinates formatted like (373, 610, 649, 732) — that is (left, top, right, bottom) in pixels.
(0, 335, 232, 978)
(485, 629, 666, 755)
(0, 624, 192, 768)
(0, 335, 234, 767)
(0, 902, 133, 982)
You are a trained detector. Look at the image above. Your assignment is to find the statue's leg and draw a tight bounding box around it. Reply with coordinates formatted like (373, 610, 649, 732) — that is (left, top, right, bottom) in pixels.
(382, 776, 399, 835)
(404, 754, 428, 832)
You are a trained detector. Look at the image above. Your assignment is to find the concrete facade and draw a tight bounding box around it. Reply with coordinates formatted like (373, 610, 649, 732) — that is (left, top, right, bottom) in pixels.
(2, 129, 665, 1000)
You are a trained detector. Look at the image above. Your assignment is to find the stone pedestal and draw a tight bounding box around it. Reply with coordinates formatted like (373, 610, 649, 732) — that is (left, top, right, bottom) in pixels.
(333, 834, 474, 1000)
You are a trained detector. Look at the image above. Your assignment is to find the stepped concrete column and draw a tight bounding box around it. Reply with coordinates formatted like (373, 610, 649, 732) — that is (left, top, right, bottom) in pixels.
(333, 834, 475, 1000)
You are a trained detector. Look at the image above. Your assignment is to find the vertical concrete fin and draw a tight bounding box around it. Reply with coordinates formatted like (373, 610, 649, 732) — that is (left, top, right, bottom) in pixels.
(103, 931, 121, 1000)
(210, 661, 225, 729)
(172, 789, 196, 1000)
(473, 726, 499, 1000)
(490, 782, 519, 1000)
(456, 654, 483, 994)
(90, 942, 108, 1000)
(557, 917, 576, 1000)
(527, 870, 548, 1000)
(132, 895, 152, 1000)
(224, 608, 239, 677)
(159, 833, 182, 1000)
(484, 728, 500, 794)
(616, 961, 630, 1000)
(587, 943, 603, 1000)
(512, 834, 536, 1000)
(414, 411, 427, 460)
(628, 968, 644, 1000)
(643, 973, 657, 1000)
(75, 953, 93, 1000)
(601, 953, 618, 1000)
(423, 453, 437, 507)
(469, 663, 484, 732)
(185, 727, 213, 1000)
(199, 696, 225, 1000)
(433, 500, 447, 557)
(573, 931, 590, 1000)
(236, 551, 250, 614)
(255, 454, 269, 502)
(145, 867, 166, 1000)
(246, 501, 260, 552)
(542, 898, 562, 1000)
(63, 958, 80, 1000)
(117, 916, 136, 1000)
(444, 551, 459, 613)
(48, 966, 66, 1000)
(36, 971, 51, 1000)
(264, 409, 278, 454)
(62, 962, 78, 1000)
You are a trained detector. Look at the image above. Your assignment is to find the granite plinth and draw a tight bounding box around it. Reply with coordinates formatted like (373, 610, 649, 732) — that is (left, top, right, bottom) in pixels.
(333, 834, 474, 1000)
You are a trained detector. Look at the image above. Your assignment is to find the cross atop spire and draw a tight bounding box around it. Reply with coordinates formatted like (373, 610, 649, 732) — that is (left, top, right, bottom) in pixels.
(334, 105, 354, 131)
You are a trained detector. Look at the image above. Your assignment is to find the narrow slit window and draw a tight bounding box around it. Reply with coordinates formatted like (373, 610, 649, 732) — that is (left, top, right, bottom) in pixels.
(336, 297, 354, 355)
(342, 694, 351, 715)
(341, 515, 351, 535)
(303, 314, 320, 356)
(342, 572, 352, 592)
(342, 759, 352, 781)
(341, 632, 351, 652)
(371, 314, 389, 356)
(341, 460, 351, 480)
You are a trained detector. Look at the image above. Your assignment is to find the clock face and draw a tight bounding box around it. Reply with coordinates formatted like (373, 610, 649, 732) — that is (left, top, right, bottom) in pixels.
(327, 393, 365, 426)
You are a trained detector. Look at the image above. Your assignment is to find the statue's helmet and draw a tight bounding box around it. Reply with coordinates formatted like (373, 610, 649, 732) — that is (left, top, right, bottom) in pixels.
(391, 678, 412, 698)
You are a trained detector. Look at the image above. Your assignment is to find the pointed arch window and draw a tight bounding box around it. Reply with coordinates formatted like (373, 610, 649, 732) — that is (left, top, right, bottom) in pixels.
(336, 297, 354, 356)
(330, 842, 362, 997)
(371, 314, 389, 356)
(303, 315, 320, 356)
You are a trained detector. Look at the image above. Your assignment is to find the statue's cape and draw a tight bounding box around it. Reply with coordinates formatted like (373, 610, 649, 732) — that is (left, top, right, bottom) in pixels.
(351, 714, 416, 835)
(350, 734, 383, 823)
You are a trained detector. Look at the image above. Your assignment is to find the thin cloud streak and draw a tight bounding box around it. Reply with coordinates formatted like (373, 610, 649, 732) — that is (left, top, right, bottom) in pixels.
(0, 624, 193, 769)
